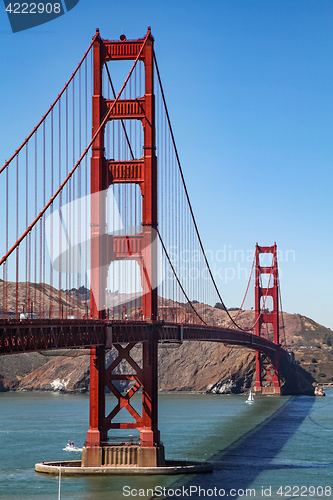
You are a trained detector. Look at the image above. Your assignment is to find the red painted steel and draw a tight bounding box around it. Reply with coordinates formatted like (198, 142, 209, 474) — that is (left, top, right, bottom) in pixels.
(103, 38, 146, 62)
(105, 98, 146, 119)
(104, 329, 159, 447)
(254, 243, 281, 393)
(0, 320, 287, 356)
(87, 346, 106, 445)
(107, 160, 144, 184)
(90, 32, 107, 321)
(0, 320, 106, 354)
(87, 28, 160, 450)
(87, 32, 107, 447)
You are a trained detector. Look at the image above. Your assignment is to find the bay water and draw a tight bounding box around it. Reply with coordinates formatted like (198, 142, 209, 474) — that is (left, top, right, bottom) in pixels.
(0, 391, 332, 499)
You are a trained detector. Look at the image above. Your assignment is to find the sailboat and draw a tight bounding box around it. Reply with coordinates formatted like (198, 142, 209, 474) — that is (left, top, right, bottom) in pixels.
(246, 390, 254, 404)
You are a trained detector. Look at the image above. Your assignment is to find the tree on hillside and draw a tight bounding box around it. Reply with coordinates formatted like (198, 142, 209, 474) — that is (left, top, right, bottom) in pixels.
(214, 303, 226, 311)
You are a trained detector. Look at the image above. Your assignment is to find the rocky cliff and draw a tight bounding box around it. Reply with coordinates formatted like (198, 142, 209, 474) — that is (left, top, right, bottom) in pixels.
(1, 332, 314, 396)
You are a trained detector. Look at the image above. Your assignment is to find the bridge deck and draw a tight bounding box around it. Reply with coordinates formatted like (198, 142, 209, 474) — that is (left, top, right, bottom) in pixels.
(0, 320, 285, 356)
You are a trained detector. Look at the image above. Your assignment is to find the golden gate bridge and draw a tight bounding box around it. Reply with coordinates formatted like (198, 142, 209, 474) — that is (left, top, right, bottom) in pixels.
(0, 28, 287, 468)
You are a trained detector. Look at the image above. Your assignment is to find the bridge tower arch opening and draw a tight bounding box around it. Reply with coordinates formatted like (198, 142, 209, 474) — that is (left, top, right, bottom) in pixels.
(254, 243, 281, 395)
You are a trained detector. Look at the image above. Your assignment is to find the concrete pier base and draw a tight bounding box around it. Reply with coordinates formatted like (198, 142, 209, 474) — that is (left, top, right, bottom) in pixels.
(82, 444, 165, 468)
(254, 386, 281, 395)
(35, 459, 213, 475)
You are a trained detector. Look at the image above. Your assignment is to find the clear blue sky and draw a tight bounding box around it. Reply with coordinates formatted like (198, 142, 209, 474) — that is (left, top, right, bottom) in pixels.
(0, 0, 332, 329)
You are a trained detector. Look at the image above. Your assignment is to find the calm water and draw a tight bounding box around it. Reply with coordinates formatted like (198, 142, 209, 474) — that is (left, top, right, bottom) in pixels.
(0, 391, 332, 499)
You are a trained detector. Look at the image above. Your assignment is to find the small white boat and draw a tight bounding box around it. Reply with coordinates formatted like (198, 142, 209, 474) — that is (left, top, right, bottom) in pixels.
(63, 441, 82, 452)
(246, 390, 254, 404)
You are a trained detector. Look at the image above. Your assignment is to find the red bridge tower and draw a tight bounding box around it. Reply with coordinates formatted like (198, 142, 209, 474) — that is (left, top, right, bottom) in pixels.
(254, 243, 281, 394)
(83, 29, 164, 468)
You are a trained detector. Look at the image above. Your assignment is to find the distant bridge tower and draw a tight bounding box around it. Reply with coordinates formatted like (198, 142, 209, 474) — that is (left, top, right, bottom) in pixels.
(83, 28, 163, 468)
(254, 243, 281, 394)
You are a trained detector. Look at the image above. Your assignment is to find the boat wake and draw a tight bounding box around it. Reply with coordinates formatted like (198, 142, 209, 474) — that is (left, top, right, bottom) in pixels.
(63, 442, 82, 452)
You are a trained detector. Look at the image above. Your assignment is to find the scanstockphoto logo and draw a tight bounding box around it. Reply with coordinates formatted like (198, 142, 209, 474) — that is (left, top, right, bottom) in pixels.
(3, 0, 79, 33)
(45, 189, 164, 313)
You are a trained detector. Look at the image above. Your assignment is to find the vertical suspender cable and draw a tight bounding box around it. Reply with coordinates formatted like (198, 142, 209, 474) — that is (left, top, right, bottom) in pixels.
(72, 78, 75, 316)
(42, 120, 46, 318)
(84, 57, 88, 314)
(77, 66, 82, 317)
(65, 87, 69, 310)
(25, 144, 29, 305)
(0, 34, 98, 177)
(16, 156, 19, 319)
(59, 97, 62, 316)
(34, 132, 37, 315)
(4, 167, 9, 318)
(51, 108, 54, 318)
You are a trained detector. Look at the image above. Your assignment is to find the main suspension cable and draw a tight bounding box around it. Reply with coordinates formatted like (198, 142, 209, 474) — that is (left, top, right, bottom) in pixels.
(153, 51, 259, 332)
(226, 252, 256, 328)
(157, 229, 207, 325)
(0, 31, 99, 176)
(0, 31, 150, 267)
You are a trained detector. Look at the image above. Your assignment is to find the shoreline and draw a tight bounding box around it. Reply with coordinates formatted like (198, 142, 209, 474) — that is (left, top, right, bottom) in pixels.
(0, 387, 317, 396)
